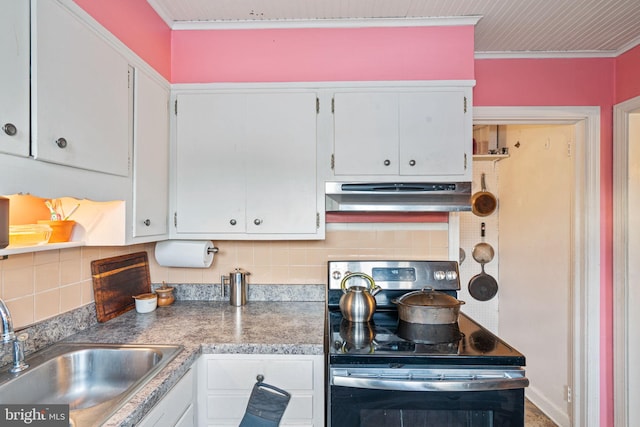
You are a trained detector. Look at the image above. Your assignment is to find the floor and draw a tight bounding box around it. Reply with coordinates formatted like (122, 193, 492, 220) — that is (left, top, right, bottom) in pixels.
(525, 399, 558, 426)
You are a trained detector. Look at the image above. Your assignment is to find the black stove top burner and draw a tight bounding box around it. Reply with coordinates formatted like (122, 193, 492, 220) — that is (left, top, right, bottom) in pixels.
(327, 260, 525, 367)
(328, 310, 525, 366)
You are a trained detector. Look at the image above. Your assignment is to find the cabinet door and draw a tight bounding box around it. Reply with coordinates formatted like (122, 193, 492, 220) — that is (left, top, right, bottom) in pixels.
(31, 0, 131, 177)
(0, 0, 30, 157)
(245, 92, 318, 235)
(333, 92, 398, 176)
(399, 91, 468, 176)
(175, 93, 247, 234)
(133, 69, 169, 238)
(198, 354, 323, 427)
(175, 92, 318, 237)
(138, 368, 195, 427)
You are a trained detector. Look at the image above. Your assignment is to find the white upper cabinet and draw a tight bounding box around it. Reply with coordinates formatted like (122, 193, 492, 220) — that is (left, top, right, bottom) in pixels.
(0, 0, 30, 157)
(332, 87, 471, 181)
(132, 69, 169, 239)
(31, 0, 132, 177)
(174, 91, 321, 239)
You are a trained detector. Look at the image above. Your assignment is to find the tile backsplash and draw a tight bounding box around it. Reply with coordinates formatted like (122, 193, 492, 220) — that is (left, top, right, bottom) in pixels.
(0, 224, 448, 329)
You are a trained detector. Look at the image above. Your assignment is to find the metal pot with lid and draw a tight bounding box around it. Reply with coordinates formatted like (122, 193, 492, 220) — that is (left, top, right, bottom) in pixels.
(392, 288, 465, 325)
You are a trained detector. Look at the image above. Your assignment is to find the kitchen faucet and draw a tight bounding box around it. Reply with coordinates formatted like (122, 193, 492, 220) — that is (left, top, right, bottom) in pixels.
(0, 298, 29, 373)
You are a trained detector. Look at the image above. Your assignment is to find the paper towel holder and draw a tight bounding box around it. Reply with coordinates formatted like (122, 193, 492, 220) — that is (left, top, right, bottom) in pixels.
(154, 240, 219, 268)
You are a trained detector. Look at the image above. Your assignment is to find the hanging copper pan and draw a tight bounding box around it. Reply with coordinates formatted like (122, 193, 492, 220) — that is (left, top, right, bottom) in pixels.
(471, 173, 497, 217)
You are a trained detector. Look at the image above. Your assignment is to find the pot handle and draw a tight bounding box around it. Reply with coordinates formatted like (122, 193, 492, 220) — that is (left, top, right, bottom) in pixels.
(340, 272, 377, 294)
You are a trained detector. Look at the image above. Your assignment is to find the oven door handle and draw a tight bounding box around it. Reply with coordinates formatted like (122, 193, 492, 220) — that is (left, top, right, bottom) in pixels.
(332, 375, 530, 392)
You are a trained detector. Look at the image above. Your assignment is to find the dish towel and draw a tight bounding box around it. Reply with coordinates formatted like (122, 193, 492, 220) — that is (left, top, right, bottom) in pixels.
(239, 380, 291, 427)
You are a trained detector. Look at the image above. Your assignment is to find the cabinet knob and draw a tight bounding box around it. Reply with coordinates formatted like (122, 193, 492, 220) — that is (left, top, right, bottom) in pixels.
(55, 138, 68, 148)
(409, 159, 416, 166)
(254, 218, 262, 226)
(256, 374, 265, 383)
(230, 219, 237, 226)
(143, 219, 151, 226)
(2, 123, 17, 136)
(383, 159, 391, 166)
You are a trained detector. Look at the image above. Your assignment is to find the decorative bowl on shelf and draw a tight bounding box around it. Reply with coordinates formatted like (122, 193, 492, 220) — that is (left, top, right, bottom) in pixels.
(9, 224, 52, 246)
(37, 220, 76, 243)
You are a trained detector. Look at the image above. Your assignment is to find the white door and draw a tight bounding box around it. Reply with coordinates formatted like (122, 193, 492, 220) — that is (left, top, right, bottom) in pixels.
(497, 124, 574, 426)
(244, 92, 318, 235)
(333, 92, 399, 176)
(399, 91, 467, 176)
(175, 93, 247, 234)
(0, 0, 30, 157)
(32, 0, 131, 176)
(626, 110, 640, 425)
(133, 70, 169, 238)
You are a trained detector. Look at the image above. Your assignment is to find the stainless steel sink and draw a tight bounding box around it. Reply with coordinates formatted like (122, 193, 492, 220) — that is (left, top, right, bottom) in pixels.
(0, 343, 182, 426)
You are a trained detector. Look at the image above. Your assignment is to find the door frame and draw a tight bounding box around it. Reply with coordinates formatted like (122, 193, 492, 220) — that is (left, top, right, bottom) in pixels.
(613, 95, 640, 427)
(473, 106, 601, 427)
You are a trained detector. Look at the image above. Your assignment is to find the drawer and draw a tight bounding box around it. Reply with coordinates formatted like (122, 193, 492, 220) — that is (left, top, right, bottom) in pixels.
(207, 393, 314, 419)
(205, 358, 314, 390)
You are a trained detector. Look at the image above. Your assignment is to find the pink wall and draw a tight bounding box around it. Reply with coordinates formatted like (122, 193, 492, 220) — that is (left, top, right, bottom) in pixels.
(616, 45, 640, 103)
(171, 26, 475, 83)
(73, 0, 171, 80)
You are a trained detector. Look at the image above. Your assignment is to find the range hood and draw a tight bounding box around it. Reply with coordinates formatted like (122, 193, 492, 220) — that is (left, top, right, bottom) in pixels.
(325, 182, 472, 212)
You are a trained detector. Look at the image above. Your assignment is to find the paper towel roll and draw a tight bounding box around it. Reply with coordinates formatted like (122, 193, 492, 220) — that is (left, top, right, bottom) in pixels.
(154, 240, 216, 268)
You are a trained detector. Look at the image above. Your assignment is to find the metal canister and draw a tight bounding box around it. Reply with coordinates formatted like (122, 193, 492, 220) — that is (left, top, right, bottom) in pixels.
(222, 268, 250, 306)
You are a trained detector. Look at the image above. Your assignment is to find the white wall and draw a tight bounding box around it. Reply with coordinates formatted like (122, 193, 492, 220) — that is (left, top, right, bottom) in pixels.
(497, 124, 574, 427)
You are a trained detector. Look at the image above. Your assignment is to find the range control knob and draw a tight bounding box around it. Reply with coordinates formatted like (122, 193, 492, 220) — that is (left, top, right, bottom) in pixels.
(434, 271, 446, 280)
(446, 271, 458, 281)
(332, 271, 342, 280)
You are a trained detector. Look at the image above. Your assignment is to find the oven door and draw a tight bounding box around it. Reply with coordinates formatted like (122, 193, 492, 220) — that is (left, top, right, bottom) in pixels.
(329, 366, 529, 427)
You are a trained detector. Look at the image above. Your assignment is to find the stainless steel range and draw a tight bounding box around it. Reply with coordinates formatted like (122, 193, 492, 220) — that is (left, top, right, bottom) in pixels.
(327, 260, 529, 427)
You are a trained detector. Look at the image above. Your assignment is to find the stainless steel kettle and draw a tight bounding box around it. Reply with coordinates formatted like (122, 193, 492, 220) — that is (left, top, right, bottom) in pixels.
(339, 272, 381, 322)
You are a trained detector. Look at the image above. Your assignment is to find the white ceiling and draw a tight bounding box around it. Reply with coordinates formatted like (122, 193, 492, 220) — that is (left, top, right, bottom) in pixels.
(147, 0, 640, 57)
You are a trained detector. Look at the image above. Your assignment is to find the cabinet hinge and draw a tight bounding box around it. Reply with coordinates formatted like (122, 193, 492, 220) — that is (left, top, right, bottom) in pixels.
(316, 97, 320, 114)
(174, 100, 178, 115)
(331, 154, 335, 170)
(316, 212, 320, 229)
(331, 97, 335, 114)
(174, 212, 177, 227)
(463, 96, 468, 113)
(127, 69, 131, 89)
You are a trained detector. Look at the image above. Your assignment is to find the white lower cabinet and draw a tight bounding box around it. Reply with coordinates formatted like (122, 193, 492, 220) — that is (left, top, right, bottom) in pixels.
(138, 368, 196, 427)
(197, 354, 324, 427)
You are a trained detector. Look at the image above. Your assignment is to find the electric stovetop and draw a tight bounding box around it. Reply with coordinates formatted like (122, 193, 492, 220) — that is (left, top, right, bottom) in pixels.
(327, 260, 526, 367)
(328, 310, 525, 366)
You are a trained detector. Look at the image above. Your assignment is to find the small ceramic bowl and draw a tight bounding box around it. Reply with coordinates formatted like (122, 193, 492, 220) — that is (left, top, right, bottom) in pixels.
(133, 293, 157, 313)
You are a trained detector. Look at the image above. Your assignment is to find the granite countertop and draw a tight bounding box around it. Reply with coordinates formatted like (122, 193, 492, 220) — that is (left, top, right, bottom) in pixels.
(61, 300, 326, 427)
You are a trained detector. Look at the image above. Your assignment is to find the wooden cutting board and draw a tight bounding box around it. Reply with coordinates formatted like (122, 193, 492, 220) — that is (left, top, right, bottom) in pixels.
(91, 251, 151, 322)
